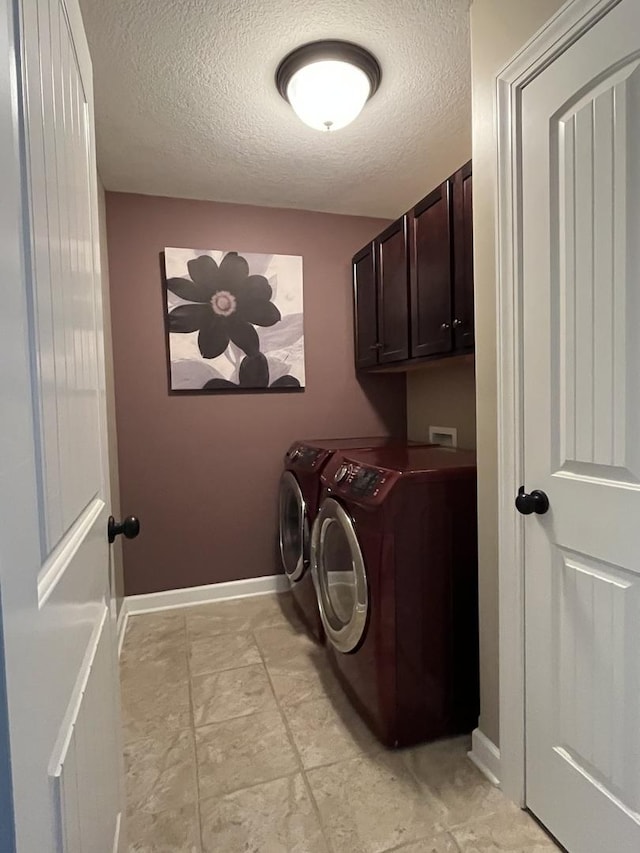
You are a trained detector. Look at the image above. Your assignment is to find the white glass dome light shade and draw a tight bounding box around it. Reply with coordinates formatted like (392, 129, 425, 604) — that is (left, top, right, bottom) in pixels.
(286, 59, 373, 132)
(276, 41, 382, 132)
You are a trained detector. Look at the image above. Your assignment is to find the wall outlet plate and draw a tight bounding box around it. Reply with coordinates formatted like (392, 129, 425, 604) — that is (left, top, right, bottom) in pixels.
(428, 425, 458, 448)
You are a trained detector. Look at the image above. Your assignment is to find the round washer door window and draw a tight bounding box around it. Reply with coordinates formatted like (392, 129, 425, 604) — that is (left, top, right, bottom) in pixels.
(278, 472, 309, 582)
(311, 498, 368, 653)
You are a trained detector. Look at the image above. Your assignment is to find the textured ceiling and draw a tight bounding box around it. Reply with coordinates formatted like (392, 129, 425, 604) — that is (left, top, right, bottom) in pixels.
(79, 0, 471, 218)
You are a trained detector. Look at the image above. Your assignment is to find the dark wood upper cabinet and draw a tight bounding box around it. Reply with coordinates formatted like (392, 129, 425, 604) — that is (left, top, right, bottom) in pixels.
(351, 160, 473, 371)
(452, 161, 474, 349)
(376, 216, 409, 363)
(409, 181, 453, 358)
(353, 243, 378, 369)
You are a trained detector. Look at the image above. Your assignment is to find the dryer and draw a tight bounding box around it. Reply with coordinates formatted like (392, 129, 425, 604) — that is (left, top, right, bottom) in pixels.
(311, 445, 479, 748)
(278, 437, 406, 642)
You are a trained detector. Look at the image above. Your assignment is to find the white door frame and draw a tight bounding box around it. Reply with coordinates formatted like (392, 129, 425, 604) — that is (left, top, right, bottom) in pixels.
(495, 0, 623, 806)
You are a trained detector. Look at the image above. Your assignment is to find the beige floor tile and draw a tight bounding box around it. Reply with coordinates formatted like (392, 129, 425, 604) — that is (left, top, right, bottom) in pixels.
(199, 774, 328, 853)
(451, 804, 560, 852)
(121, 611, 188, 687)
(124, 728, 197, 816)
(123, 610, 186, 651)
(191, 663, 277, 727)
(186, 592, 303, 639)
(266, 655, 339, 712)
(402, 736, 506, 830)
(306, 751, 446, 853)
(120, 643, 189, 687)
(254, 623, 320, 666)
(127, 802, 201, 852)
(283, 692, 381, 769)
(390, 833, 461, 852)
(121, 661, 191, 743)
(121, 597, 554, 853)
(120, 650, 189, 695)
(195, 708, 300, 799)
(188, 630, 262, 677)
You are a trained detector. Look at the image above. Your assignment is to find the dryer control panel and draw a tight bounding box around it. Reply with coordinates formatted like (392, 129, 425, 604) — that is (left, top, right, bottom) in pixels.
(323, 456, 399, 505)
(339, 464, 385, 496)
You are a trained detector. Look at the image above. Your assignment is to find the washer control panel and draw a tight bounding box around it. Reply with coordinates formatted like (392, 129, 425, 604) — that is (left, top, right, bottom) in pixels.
(286, 443, 328, 470)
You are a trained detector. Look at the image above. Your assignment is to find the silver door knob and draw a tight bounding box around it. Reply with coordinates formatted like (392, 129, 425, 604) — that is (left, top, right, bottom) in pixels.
(441, 322, 450, 331)
(452, 318, 462, 328)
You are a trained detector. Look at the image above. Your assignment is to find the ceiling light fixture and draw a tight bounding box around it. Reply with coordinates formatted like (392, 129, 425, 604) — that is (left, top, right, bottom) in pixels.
(276, 40, 382, 132)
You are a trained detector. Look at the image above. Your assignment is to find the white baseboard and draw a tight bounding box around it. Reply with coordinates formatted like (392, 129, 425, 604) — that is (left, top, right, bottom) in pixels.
(468, 728, 501, 787)
(124, 574, 289, 618)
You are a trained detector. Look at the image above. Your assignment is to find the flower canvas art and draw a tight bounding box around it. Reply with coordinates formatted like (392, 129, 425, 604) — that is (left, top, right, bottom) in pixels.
(164, 248, 305, 392)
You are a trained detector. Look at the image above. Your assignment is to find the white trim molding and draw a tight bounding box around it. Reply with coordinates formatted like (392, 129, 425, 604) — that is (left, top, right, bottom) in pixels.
(116, 604, 128, 659)
(117, 574, 290, 657)
(468, 728, 501, 788)
(495, 0, 622, 807)
(112, 813, 123, 853)
(124, 574, 289, 618)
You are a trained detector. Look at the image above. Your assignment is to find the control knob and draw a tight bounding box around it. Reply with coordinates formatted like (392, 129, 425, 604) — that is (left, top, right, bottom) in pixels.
(335, 464, 350, 484)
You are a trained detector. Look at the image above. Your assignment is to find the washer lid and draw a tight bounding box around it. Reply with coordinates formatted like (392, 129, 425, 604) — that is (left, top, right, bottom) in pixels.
(311, 498, 368, 653)
(278, 471, 309, 582)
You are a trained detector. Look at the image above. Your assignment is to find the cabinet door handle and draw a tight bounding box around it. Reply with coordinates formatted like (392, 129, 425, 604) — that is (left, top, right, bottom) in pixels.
(440, 323, 450, 331)
(369, 343, 383, 350)
(452, 318, 462, 328)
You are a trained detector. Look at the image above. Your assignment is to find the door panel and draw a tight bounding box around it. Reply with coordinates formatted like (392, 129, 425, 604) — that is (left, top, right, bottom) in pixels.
(22, 0, 62, 545)
(26, 0, 102, 549)
(53, 612, 121, 853)
(555, 61, 638, 478)
(522, 2, 640, 850)
(353, 243, 379, 368)
(0, 0, 124, 849)
(556, 549, 638, 805)
(409, 183, 453, 357)
(452, 162, 474, 349)
(376, 217, 409, 363)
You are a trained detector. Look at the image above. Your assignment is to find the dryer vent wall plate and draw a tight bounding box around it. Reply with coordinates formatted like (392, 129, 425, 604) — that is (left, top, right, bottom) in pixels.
(428, 426, 458, 448)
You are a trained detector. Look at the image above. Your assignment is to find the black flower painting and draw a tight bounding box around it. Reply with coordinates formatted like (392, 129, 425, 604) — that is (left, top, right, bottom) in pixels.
(203, 354, 301, 391)
(164, 247, 305, 392)
(166, 252, 281, 358)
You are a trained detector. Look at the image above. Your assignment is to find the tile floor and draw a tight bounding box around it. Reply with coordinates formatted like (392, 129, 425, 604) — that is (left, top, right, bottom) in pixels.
(120, 592, 560, 853)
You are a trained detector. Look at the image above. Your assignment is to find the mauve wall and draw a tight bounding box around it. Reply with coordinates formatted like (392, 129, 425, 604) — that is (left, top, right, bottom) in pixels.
(106, 192, 405, 595)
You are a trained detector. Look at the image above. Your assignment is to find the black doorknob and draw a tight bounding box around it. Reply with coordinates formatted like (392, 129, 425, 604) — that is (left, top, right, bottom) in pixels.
(515, 486, 549, 516)
(108, 515, 140, 544)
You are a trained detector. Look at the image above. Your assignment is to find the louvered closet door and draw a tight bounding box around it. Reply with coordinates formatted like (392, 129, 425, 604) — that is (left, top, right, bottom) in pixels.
(521, 1, 640, 851)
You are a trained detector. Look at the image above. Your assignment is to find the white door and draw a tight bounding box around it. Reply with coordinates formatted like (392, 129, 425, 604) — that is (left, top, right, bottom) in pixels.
(0, 0, 124, 850)
(521, 1, 640, 850)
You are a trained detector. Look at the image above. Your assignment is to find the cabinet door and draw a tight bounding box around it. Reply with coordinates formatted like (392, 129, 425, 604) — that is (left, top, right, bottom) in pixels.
(376, 216, 409, 363)
(409, 181, 453, 357)
(352, 243, 379, 368)
(452, 161, 474, 349)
